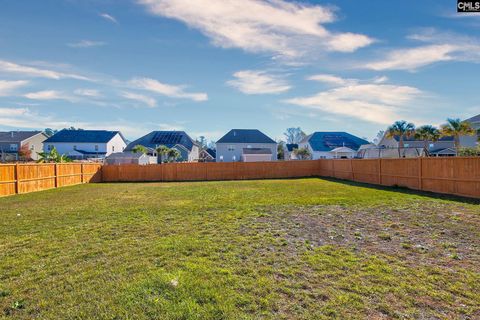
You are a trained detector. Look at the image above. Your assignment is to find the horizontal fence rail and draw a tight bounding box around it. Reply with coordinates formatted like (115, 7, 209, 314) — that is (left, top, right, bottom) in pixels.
(0, 163, 102, 197)
(1, 158, 479, 198)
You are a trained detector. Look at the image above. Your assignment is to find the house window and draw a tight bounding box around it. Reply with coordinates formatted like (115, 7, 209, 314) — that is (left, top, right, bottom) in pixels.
(95, 145, 99, 151)
(404, 143, 409, 147)
(232, 155, 236, 161)
(228, 145, 235, 151)
(429, 143, 434, 148)
(10, 144, 18, 151)
(112, 146, 115, 152)
(30, 144, 35, 151)
(247, 145, 252, 149)
(219, 155, 224, 162)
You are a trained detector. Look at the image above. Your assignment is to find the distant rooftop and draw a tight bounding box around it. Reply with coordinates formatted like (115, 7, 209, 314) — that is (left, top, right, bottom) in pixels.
(125, 131, 196, 151)
(303, 132, 369, 152)
(0, 131, 43, 143)
(44, 130, 125, 143)
(217, 129, 276, 144)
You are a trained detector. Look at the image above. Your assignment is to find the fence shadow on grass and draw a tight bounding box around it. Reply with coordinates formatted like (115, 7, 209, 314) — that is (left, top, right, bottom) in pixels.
(319, 176, 480, 205)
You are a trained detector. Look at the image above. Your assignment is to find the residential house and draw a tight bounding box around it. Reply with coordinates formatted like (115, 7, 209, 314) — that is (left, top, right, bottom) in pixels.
(377, 135, 457, 157)
(283, 143, 298, 160)
(105, 152, 155, 165)
(298, 132, 369, 159)
(461, 114, 480, 148)
(216, 129, 277, 162)
(43, 130, 127, 160)
(0, 131, 47, 161)
(199, 148, 216, 162)
(125, 131, 199, 162)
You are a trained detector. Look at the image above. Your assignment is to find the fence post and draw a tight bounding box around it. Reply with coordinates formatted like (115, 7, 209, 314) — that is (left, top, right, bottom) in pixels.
(378, 158, 382, 185)
(54, 163, 59, 188)
(14, 163, 19, 194)
(418, 157, 422, 191)
(350, 159, 354, 181)
(81, 163, 85, 183)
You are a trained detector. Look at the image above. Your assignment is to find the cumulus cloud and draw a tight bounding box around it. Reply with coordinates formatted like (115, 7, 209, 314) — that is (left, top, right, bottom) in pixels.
(0, 80, 29, 96)
(130, 77, 208, 101)
(284, 75, 422, 124)
(121, 91, 157, 107)
(137, 0, 374, 59)
(0, 59, 89, 80)
(227, 70, 291, 94)
(67, 40, 106, 48)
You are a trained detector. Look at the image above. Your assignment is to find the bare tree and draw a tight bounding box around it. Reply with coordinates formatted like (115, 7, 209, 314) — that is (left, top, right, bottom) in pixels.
(284, 127, 306, 144)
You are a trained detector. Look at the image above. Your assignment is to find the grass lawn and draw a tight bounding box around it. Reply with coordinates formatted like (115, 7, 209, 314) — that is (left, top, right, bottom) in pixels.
(1, 178, 479, 319)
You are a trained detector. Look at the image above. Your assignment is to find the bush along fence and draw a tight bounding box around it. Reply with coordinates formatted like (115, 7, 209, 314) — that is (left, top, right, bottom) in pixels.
(1, 158, 479, 198)
(0, 163, 102, 197)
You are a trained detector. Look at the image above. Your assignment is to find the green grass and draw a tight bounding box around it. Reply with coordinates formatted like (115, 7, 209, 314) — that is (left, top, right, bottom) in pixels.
(1, 178, 479, 319)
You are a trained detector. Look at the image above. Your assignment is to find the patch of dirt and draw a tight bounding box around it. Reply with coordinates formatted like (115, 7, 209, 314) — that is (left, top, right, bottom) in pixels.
(243, 203, 480, 269)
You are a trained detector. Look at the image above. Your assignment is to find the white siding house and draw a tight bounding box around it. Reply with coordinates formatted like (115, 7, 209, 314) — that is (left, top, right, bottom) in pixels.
(43, 130, 127, 160)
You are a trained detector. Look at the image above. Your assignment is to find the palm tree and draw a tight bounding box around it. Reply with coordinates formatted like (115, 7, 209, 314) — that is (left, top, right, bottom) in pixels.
(440, 118, 478, 154)
(37, 147, 71, 163)
(385, 120, 416, 157)
(156, 145, 170, 163)
(415, 125, 440, 156)
(132, 145, 148, 154)
(167, 148, 181, 162)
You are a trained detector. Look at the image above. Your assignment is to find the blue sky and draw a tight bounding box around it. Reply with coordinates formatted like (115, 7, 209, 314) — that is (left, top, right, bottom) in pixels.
(0, 0, 479, 142)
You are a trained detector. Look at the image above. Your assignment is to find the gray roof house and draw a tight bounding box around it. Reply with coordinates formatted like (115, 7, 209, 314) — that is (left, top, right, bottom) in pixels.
(44, 130, 127, 160)
(216, 129, 277, 162)
(298, 132, 369, 159)
(0, 131, 47, 161)
(378, 134, 457, 157)
(125, 131, 200, 162)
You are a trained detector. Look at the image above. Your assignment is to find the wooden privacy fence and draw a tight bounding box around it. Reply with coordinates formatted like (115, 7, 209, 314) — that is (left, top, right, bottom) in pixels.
(1, 158, 479, 198)
(318, 157, 480, 199)
(0, 163, 102, 197)
(101, 160, 320, 182)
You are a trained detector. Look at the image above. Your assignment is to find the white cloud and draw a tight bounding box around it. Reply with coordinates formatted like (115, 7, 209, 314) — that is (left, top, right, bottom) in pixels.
(138, 0, 374, 59)
(24, 90, 73, 101)
(364, 44, 457, 71)
(0, 59, 89, 80)
(0, 80, 29, 96)
(363, 30, 480, 71)
(285, 75, 421, 124)
(227, 70, 290, 94)
(67, 40, 106, 48)
(121, 91, 157, 107)
(100, 13, 118, 23)
(130, 77, 208, 101)
(0, 107, 151, 138)
(74, 88, 101, 97)
(307, 74, 357, 86)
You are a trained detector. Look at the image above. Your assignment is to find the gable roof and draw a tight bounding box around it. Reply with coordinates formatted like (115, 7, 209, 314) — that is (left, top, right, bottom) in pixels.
(391, 135, 454, 142)
(0, 131, 43, 143)
(205, 148, 216, 158)
(125, 131, 196, 152)
(217, 129, 276, 144)
(465, 114, 480, 123)
(286, 143, 298, 152)
(44, 129, 125, 144)
(304, 132, 369, 152)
